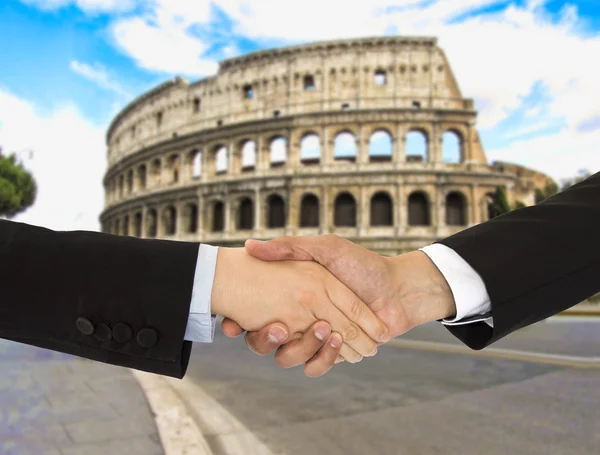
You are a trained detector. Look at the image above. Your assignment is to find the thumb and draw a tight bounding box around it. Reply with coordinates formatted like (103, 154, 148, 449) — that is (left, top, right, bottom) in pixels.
(221, 317, 245, 338)
(245, 237, 315, 262)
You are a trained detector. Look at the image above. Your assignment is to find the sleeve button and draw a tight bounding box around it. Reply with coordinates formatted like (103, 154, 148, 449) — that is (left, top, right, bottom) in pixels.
(76, 317, 95, 336)
(112, 323, 133, 343)
(137, 328, 159, 348)
(94, 323, 113, 342)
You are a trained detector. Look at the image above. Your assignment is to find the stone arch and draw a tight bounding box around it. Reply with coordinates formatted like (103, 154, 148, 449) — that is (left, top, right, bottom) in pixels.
(215, 145, 228, 174)
(303, 74, 315, 90)
(211, 201, 225, 232)
(270, 136, 287, 167)
(370, 191, 393, 226)
(137, 164, 147, 189)
(405, 129, 428, 162)
(408, 191, 430, 226)
(300, 132, 321, 163)
(237, 197, 254, 230)
(300, 193, 320, 228)
(267, 193, 286, 228)
(189, 149, 202, 179)
(334, 131, 357, 161)
(374, 68, 387, 85)
(126, 170, 134, 194)
(241, 140, 257, 170)
(163, 205, 177, 235)
(369, 129, 393, 161)
(442, 130, 462, 163)
(133, 212, 143, 237)
(446, 191, 467, 225)
(146, 209, 157, 237)
(334, 192, 357, 227)
(123, 215, 130, 236)
(167, 154, 181, 183)
(184, 202, 199, 233)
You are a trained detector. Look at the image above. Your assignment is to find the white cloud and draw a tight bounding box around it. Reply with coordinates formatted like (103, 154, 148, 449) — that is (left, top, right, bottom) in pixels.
(0, 89, 106, 231)
(20, 0, 136, 14)
(70, 60, 131, 98)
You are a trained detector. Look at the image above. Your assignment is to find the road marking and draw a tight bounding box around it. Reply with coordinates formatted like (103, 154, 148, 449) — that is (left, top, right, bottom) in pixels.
(166, 376, 275, 455)
(387, 339, 600, 368)
(132, 370, 213, 455)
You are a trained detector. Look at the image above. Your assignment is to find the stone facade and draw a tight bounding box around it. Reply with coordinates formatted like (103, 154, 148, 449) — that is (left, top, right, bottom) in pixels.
(100, 36, 553, 255)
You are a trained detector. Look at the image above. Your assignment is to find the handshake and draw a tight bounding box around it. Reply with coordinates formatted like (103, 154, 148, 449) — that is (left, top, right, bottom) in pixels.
(212, 235, 457, 377)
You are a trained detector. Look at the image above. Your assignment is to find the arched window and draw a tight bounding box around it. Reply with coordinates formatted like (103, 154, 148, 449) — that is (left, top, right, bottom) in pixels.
(126, 170, 134, 194)
(151, 159, 161, 185)
(408, 192, 430, 226)
(485, 192, 496, 220)
(369, 130, 393, 161)
(300, 194, 320, 228)
(301, 133, 321, 163)
(114, 219, 120, 235)
(216, 146, 228, 174)
(406, 131, 428, 162)
(185, 203, 198, 233)
(118, 175, 124, 197)
(133, 212, 142, 237)
(446, 192, 467, 226)
(442, 131, 462, 163)
(304, 75, 315, 90)
(374, 69, 387, 85)
(146, 209, 157, 238)
(334, 193, 357, 227)
(168, 155, 180, 183)
(212, 202, 224, 232)
(190, 150, 202, 179)
(241, 141, 256, 170)
(193, 97, 201, 113)
(270, 137, 287, 167)
(137, 165, 147, 189)
(163, 206, 177, 235)
(237, 198, 254, 230)
(123, 215, 130, 236)
(334, 131, 357, 161)
(370, 192, 393, 226)
(267, 194, 286, 228)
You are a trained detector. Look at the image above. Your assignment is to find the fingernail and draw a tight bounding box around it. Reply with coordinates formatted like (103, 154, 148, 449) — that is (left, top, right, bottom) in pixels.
(268, 327, 288, 343)
(369, 347, 378, 357)
(329, 334, 342, 348)
(250, 239, 266, 244)
(314, 325, 331, 341)
(380, 331, 390, 343)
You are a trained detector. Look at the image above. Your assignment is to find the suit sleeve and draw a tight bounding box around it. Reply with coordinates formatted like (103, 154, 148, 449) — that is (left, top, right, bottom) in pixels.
(439, 172, 600, 350)
(0, 219, 200, 378)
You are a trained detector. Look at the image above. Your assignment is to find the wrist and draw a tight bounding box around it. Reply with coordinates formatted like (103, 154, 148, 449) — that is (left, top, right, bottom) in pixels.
(389, 251, 456, 327)
(210, 247, 241, 317)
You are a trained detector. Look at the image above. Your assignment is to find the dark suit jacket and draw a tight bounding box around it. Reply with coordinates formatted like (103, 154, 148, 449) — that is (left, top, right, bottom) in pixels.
(440, 172, 600, 350)
(0, 220, 199, 378)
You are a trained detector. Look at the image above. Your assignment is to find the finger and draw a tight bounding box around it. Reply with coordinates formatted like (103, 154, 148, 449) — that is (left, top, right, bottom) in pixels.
(335, 355, 345, 364)
(274, 321, 332, 368)
(244, 323, 290, 356)
(221, 317, 245, 338)
(245, 236, 323, 262)
(304, 332, 343, 378)
(339, 343, 363, 364)
(327, 282, 390, 343)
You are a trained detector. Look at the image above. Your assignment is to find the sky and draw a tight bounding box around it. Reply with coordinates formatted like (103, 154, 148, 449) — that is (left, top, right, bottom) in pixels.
(1, 0, 599, 231)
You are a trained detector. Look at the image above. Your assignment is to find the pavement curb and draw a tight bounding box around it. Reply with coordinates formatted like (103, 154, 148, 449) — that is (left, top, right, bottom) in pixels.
(131, 369, 213, 455)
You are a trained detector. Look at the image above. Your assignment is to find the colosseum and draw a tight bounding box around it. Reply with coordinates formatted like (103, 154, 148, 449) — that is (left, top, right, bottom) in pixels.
(100, 36, 553, 255)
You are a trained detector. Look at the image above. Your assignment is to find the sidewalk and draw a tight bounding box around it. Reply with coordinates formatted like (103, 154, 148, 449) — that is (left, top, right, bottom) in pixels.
(0, 340, 164, 455)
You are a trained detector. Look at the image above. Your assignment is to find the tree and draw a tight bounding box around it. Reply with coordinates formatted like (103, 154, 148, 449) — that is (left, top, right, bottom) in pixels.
(560, 169, 591, 191)
(488, 186, 512, 218)
(535, 181, 559, 204)
(0, 149, 37, 218)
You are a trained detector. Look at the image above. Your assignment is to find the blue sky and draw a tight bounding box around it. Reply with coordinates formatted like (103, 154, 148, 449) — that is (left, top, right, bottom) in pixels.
(1, 0, 599, 230)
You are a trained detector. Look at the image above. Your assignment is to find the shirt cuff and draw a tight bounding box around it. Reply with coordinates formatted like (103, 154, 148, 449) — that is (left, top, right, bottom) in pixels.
(184, 244, 218, 342)
(419, 244, 493, 327)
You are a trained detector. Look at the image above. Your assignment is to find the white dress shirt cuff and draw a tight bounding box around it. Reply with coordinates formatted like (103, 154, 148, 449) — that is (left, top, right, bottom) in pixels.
(420, 244, 493, 327)
(184, 244, 218, 342)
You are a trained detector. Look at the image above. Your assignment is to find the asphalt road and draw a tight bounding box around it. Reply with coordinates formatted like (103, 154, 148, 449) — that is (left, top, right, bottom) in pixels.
(185, 318, 600, 455)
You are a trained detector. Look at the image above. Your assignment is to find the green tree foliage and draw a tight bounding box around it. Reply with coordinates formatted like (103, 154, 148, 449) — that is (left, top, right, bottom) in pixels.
(488, 186, 512, 218)
(0, 152, 37, 218)
(535, 181, 559, 204)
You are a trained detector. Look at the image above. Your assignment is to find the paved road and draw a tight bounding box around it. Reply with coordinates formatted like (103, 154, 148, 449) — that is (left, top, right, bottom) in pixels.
(185, 318, 600, 455)
(0, 340, 163, 455)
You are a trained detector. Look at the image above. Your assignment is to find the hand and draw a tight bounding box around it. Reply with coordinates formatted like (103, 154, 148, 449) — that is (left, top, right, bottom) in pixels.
(222, 235, 456, 373)
(212, 247, 390, 362)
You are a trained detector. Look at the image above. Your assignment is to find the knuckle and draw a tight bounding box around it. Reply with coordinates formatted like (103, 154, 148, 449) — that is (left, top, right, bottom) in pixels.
(274, 349, 295, 368)
(348, 299, 364, 320)
(342, 323, 360, 342)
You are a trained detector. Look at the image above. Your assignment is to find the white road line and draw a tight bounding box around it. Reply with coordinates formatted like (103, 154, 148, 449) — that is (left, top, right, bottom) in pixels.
(166, 376, 276, 455)
(387, 339, 600, 368)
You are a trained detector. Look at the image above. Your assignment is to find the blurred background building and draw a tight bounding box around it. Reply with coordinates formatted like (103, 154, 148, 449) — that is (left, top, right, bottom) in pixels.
(100, 36, 553, 254)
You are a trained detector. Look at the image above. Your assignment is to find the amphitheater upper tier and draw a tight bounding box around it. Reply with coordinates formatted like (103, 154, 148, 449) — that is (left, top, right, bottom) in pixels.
(101, 36, 553, 254)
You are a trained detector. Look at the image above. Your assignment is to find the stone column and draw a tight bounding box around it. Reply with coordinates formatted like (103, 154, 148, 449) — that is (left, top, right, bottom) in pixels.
(321, 186, 329, 233)
(395, 123, 405, 166)
(435, 187, 445, 235)
(470, 184, 478, 225)
(358, 124, 369, 165)
(229, 141, 239, 176)
(253, 187, 262, 236)
(255, 136, 264, 172)
(359, 186, 367, 236)
(429, 123, 442, 163)
(201, 148, 208, 183)
(156, 205, 165, 238)
(225, 197, 232, 238)
(397, 183, 406, 236)
(197, 191, 204, 239)
(321, 127, 330, 167)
